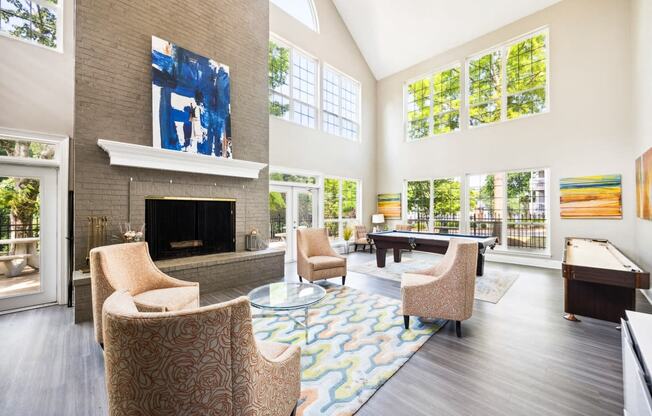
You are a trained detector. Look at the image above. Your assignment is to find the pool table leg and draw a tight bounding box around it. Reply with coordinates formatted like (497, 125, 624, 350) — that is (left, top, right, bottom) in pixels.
(393, 248, 402, 263)
(476, 251, 485, 276)
(376, 248, 387, 267)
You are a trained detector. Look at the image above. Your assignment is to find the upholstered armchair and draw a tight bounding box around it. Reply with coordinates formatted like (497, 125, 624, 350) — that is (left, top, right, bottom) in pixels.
(395, 224, 412, 231)
(401, 238, 478, 337)
(297, 228, 347, 285)
(102, 290, 301, 416)
(90, 242, 199, 345)
(353, 225, 373, 253)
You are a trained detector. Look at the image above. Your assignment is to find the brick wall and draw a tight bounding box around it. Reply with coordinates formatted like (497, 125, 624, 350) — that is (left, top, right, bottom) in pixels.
(74, 0, 269, 268)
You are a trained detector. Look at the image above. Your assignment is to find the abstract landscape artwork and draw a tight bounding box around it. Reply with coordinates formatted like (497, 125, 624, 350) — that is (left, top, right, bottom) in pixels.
(377, 193, 401, 219)
(559, 174, 622, 219)
(637, 148, 652, 220)
(151, 36, 232, 158)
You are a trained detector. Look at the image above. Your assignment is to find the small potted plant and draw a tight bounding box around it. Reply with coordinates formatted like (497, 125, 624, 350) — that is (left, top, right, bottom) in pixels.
(342, 223, 353, 254)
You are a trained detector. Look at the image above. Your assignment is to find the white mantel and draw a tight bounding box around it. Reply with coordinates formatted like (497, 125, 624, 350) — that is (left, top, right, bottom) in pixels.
(97, 139, 267, 179)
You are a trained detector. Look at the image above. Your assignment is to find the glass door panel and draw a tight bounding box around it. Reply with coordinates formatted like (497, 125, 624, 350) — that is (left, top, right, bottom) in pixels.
(269, 188, 290, 262)
(0, 164, 56, 312)
(269, 186, 318, 263)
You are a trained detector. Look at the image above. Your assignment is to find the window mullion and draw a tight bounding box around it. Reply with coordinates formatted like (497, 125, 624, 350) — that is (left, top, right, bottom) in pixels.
(288, 49, 295, 122)
(500, 46, 508, 122)
(338, 179, 344, 240)
(429, 74, 434, 137)
(429, 180, 434, 232)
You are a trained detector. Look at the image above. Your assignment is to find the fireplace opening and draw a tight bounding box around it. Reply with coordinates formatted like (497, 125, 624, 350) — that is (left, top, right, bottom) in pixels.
(145, 198, 235, 260)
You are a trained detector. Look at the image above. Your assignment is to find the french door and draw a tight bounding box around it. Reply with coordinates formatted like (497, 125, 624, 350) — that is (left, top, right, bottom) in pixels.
(269, 185, 318, 262)
(0, 164, 57, 312)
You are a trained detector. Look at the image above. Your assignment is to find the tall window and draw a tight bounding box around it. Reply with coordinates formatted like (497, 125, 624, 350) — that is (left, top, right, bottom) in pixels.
(322, 66, 360, 140)
(406, 178, 461, 233)
(468, 29, 548, 127)
(506, 32, 547, 119)
(467, 169, 548, 251)
(0, 0, 61, 49)
(268, 37, 317, 128)
(468, 51, 502, 126)
(468, 173, 504, 241)
(406, 180, 430, 231)
(432, 178, 461, 234)
(323, 177, 360, 240)
(406, 65, 460, 140)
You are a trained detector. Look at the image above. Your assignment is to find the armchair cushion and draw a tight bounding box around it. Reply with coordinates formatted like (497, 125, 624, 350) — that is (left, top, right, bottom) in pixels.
(132, 286, 200, 312)
(308, 255, 346, 271)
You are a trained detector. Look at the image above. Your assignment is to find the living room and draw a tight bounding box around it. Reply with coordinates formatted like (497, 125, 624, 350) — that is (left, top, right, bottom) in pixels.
(1, 0, 652, 415)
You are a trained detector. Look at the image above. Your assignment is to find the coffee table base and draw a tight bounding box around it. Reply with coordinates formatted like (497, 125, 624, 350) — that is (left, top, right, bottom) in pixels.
(252, 306, 313, 344)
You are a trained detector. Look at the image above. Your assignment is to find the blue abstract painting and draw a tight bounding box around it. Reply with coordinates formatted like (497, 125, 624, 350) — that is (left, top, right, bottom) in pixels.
(151, 36, 232, 158)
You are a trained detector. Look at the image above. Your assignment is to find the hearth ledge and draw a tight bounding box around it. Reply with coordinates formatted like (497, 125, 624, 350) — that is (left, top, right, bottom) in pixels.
(156, 248, 284, 272)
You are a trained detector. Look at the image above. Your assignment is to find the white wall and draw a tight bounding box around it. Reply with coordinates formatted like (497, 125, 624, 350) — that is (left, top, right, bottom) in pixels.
(0, 0, 74, 136)
(269, 0, 376, 226)
(375, 0, 635, 261)
(632, 0, 652, 297)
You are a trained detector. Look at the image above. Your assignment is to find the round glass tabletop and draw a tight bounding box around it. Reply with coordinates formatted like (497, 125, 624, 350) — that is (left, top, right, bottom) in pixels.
(248, 282, 326, 311)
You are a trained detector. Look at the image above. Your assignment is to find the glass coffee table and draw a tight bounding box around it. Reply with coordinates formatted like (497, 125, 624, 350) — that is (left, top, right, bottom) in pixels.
(248, 282, 326, 344)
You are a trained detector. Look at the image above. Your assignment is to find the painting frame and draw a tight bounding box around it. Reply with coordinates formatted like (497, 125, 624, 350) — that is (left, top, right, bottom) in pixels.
(559, 174, 623, 219)
(377, 193, 401, 220)
(151, 36, 232, 159)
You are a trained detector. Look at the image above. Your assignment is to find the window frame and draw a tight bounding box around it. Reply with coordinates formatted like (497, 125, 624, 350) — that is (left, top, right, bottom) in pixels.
(321, 63, 361, 141)
(322, 175, 362, 242)
(464, 167, 550, 254)
(0, 0, 64, 52)
(404, 62, 461, 142)
(269, 34, 320, 129)
(403, 177, 463, 233)
(465, 27, 550, 129)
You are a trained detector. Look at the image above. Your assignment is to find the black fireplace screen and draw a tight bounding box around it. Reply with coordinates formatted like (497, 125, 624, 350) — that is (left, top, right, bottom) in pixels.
(145, 198, 235, 260)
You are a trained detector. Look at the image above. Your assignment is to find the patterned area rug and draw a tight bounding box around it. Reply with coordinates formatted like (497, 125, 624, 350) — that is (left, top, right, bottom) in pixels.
(348, 254, 518, 304)
(253, 285, 441, 416)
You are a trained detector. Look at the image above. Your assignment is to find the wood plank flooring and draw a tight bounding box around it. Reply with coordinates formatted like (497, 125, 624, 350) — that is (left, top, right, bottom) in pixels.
(1, 252, 650, 416)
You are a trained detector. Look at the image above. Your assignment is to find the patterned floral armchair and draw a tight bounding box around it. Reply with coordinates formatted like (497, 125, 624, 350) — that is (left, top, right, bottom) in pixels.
(297, 228, 347, 285)
(102, 290, 302, 416)
(401, 239, 478, 337)
(90, 242, 200, 345)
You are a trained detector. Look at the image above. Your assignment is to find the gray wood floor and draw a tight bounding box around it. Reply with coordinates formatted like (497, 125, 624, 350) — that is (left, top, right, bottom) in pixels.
(1, 252, 650, 416)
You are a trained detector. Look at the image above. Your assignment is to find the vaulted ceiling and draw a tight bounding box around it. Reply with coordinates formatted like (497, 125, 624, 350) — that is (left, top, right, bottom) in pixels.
(331, 0, 563, 79)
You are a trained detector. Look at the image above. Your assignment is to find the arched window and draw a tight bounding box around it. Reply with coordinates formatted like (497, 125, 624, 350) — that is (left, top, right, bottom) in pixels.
(270, 0, 319, 32)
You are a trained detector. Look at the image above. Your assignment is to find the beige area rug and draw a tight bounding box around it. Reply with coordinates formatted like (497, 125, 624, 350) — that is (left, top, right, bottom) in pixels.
(349, 254, 518, 304)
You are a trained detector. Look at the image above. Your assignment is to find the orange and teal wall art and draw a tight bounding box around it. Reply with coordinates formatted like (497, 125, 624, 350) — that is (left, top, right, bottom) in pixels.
(636, 148, 652, 220)
(377, 193, 401, 219)
(559, 174, 622, 219)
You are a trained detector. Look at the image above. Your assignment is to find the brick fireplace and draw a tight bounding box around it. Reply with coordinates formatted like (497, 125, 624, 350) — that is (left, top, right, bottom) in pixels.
(71, 0, 283, 323)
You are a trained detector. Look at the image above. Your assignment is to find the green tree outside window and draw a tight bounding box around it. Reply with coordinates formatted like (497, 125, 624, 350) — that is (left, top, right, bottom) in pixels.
(268, 40, 290, 117)
(0, 0, 58, 48)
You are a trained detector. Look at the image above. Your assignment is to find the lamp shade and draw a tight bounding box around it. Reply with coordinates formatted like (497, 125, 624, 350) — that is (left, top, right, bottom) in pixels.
(371, 214, 385, 224)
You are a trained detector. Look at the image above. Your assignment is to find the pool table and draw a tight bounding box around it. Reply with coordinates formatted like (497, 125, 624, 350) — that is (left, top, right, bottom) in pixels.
(367, 231, 498, 276)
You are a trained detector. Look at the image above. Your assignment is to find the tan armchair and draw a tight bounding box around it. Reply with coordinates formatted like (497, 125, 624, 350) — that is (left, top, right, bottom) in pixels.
(102, 290, 301, 416)
(297, 228, 347, 285)
(401, 238, 478, 337)
(90, 242, 199, 345)
(395, 224, 412, 231)
(353, 225, 374, 253)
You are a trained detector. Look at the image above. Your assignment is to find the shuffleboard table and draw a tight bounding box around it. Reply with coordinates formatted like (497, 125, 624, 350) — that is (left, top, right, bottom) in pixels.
(562, 237, 650, 323)
(367, 231, 498, 276)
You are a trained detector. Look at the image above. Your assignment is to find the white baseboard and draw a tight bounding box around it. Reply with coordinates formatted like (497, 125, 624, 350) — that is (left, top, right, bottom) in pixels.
(486, 252, 561, 270)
